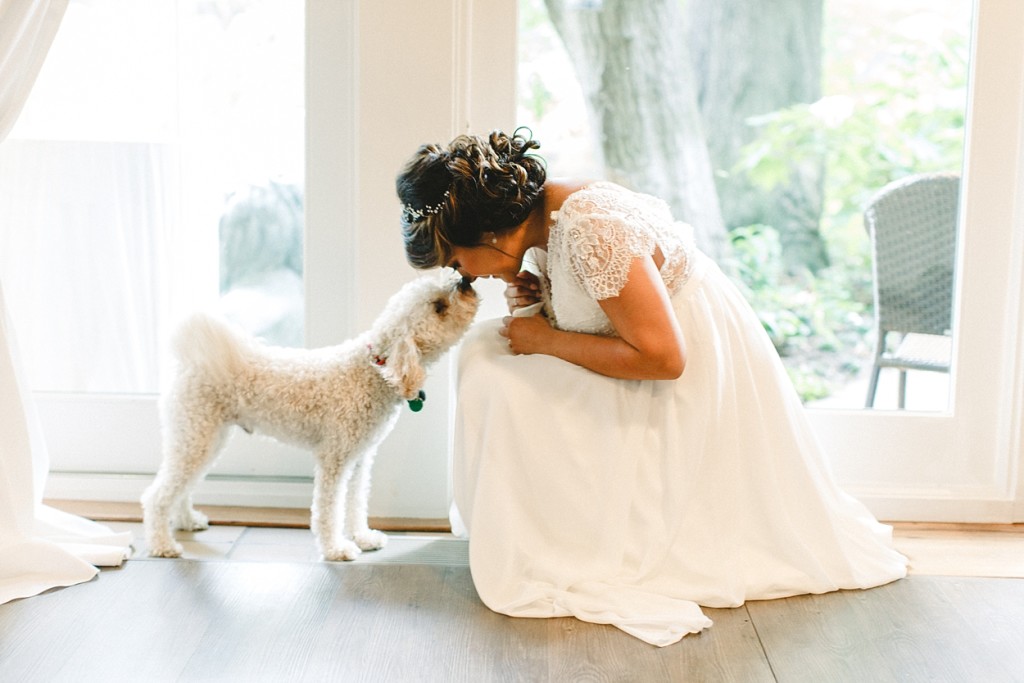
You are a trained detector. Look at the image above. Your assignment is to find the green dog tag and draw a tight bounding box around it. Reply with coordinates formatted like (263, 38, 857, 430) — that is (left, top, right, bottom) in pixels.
(408, 389, 426, 412)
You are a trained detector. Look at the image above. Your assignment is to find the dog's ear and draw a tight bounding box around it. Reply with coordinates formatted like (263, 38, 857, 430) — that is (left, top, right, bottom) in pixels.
(378, 336, 425, 400)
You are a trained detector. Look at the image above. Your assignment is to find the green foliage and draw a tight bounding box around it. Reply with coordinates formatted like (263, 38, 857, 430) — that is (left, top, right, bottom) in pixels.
(727, 224, 873, 401)
(518, 0, 558, 123)
(727, 4, 968, 402)
(737, 10, 968, 234)
(517, 0, 969, 404)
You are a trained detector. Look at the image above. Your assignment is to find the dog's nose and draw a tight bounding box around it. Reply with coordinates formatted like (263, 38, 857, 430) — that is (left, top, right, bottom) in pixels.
(457, 275, 475, 293)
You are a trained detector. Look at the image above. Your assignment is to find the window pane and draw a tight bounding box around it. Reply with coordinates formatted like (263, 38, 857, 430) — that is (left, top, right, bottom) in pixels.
(0, 0, 305, 393)
(517, 0, 969, 411)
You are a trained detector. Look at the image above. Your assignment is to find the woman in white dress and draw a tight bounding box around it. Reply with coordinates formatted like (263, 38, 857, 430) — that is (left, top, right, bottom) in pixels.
(396, 129, 907, 647)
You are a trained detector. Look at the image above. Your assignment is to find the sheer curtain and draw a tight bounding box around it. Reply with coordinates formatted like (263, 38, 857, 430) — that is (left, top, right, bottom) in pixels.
(0, 0, 131, 606)
(0, 138, 177, 393)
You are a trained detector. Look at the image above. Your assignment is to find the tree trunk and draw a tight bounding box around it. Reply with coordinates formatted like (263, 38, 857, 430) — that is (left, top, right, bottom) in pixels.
(686, 0, 828, 273)
(544, 0, 728, 261)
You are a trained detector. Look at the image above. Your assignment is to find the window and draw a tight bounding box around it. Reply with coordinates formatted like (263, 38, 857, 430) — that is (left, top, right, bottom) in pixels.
(0, 0, 304, 394)
(518, 0, 970, 411)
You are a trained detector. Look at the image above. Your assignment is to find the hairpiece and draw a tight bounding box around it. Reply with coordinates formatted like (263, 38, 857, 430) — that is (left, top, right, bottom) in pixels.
(402, 190, 450, 221)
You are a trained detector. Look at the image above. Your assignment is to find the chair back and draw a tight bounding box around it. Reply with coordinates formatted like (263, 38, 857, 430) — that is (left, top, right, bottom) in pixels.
(864, 173, 959, 337)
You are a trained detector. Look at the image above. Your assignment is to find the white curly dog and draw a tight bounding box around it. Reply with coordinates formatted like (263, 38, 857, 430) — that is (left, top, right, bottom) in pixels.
(142, 272, 478, 561)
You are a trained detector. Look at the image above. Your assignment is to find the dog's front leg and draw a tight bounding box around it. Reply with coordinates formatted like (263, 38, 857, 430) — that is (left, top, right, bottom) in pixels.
(345, 448, 387, 552)
(311, 453, 362, 561)
(173, 493, 209, 531)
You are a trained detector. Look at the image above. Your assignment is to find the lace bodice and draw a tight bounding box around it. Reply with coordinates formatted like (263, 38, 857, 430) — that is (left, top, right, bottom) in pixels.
(539, 182, 696, 335)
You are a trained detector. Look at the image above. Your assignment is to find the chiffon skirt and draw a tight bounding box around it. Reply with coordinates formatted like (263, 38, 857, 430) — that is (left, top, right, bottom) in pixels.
(450, 252, 907, 647)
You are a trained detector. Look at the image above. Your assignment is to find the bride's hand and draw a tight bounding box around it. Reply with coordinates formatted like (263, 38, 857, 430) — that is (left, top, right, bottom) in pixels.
(504, 271, 541, 314)
(500, 314, 553, 355)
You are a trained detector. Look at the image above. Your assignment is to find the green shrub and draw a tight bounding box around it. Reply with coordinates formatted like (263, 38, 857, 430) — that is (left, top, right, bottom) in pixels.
(728, 6, 968, 403)
(727, 224, 873, 401)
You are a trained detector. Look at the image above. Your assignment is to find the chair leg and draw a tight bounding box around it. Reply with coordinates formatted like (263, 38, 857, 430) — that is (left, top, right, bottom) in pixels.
(897, 370, 907, 410)
(865, 364, 882, 408)
(865, 330, 887, 409)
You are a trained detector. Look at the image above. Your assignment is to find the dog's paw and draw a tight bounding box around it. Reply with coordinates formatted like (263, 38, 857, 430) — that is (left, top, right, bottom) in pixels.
(148, 542, 184, 558)
(322, 540, 362, 562)
(353, 529, 388, 552)
(175, 509, 209, 532)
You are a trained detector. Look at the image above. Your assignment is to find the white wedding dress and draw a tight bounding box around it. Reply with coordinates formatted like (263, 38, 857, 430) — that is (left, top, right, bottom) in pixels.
(450, 182, 907, 647)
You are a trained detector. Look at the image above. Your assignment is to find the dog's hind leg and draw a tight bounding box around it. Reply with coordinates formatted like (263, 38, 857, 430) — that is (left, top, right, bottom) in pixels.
(142, 471, 189, 558)
(311, 451, 362, 561)
(142, 418, 229, 558)
(345, 448, 387, 552)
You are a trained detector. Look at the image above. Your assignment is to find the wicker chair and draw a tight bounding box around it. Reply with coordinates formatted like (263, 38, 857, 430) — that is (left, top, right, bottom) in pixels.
(863, 173, 959, 409)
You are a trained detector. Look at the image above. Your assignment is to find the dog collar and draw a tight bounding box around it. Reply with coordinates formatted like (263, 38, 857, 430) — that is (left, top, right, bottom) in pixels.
(368, 343, 387, 367)
(367, 344, 427, 412)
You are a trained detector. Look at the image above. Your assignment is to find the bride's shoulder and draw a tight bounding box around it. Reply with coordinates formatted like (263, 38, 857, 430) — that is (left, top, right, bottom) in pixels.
(548, 179, 627, 219)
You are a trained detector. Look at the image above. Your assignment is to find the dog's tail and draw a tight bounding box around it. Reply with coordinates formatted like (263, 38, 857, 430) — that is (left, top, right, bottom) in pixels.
(171, 313, 252, 381)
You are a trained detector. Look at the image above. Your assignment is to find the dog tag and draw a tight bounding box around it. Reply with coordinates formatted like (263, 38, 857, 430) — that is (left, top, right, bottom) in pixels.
(408, 389, 426, 412)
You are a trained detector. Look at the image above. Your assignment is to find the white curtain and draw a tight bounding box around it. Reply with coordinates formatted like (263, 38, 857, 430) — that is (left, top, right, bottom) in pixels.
(0, 0, 131, 606)
(0, 139, 177, 393)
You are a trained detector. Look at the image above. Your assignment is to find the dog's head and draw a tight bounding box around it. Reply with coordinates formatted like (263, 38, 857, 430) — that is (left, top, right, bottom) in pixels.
(370, 272, 479, 400)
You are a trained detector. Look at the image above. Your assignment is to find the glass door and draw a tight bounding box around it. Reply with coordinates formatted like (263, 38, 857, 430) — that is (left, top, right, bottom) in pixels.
(0, 0, 312, 501)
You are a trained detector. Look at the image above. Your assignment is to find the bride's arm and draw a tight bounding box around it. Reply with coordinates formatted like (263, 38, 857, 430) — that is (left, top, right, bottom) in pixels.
(500, 255, 686, 380)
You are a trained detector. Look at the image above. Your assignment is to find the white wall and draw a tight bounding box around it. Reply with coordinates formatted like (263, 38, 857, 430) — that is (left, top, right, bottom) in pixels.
(345, 0, 517, 517)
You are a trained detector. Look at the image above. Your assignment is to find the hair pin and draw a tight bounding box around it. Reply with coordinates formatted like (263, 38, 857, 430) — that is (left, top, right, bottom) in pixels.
(403, 190, 450, 221)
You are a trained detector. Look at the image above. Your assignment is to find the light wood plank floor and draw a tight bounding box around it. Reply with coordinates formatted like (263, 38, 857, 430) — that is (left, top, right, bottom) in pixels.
(2, 518, 1023, 682)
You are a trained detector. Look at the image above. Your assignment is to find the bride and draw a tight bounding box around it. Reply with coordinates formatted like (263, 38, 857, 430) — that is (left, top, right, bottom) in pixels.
(394, 128, 907, 647)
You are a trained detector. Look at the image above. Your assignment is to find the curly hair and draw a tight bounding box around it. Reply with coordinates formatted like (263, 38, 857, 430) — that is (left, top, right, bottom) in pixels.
(396, 128, 547, 269)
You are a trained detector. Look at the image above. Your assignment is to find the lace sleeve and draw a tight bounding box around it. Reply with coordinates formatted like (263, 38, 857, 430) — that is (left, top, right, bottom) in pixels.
(563, 212, 655, 300)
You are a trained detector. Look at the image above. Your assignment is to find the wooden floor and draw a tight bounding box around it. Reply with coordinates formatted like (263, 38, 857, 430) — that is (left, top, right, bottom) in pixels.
(2, 519, 1024, 682)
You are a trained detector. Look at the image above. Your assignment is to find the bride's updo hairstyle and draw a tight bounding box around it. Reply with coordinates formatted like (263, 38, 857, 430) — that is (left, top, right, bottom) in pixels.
(397, 128, 547, 269)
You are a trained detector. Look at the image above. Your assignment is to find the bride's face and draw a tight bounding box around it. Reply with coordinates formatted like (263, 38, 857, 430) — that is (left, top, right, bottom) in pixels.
(446, 241, 523, 283)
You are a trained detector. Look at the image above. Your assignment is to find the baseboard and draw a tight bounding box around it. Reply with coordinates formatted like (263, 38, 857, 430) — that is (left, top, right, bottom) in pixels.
(885, 520, 1024, 534)
(46, 498, 1024, 537)
(44, 499, 452, 533)
(43, 471, 452, 520)
(848, 487, 1021, 523)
